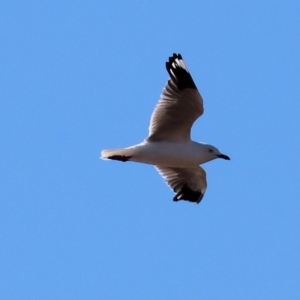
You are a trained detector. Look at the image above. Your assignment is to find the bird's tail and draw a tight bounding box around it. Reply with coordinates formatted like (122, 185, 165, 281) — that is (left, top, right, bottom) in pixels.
(101, 148, 133, 162)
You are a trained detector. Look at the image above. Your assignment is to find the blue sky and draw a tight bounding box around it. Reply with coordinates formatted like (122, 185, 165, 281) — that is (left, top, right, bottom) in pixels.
(1, 1, 300, 299)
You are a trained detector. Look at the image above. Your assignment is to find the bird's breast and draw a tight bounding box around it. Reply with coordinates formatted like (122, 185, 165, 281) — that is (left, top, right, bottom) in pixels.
(128, 141, 204, 167)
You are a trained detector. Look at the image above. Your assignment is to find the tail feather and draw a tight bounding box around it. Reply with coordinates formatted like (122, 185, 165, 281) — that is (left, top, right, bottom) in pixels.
(101, 148, 133, 161)
(101, 149, 121, 159)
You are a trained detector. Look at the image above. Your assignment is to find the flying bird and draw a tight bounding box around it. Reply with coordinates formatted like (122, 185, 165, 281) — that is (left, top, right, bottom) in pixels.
(101, 53, 230, 204)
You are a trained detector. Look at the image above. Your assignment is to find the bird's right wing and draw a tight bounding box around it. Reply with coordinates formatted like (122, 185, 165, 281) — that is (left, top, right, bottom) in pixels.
(155, 165, 207, 204)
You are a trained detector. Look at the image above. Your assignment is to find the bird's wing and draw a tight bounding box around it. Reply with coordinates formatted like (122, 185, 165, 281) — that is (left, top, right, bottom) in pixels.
(147, 53, 204, 142)
(155, 165, 207, 204)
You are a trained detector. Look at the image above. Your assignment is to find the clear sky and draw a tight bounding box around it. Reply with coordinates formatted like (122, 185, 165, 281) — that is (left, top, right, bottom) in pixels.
(1, 1, 300, 299)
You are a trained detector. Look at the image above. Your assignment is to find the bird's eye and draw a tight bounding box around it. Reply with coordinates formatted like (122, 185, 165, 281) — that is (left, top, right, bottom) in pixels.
(209, 149, 213, 153)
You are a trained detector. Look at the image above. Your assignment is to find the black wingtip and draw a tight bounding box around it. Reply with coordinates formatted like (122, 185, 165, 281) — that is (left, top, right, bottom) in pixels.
(165, 53, 197, 91)
(173, 184, 204, 204)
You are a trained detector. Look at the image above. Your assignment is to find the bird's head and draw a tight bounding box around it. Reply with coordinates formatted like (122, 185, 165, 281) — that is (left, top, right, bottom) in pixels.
(203, 144, 230, 161)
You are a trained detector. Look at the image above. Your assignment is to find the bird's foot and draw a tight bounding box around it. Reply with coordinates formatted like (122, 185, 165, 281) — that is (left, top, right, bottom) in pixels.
(107, 155, 132, 162)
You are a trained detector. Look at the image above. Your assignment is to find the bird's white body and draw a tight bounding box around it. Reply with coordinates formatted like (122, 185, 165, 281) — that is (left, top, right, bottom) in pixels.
(102, 141, 214, 168)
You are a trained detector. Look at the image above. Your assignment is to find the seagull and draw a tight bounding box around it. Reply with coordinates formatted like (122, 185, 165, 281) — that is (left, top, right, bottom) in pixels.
(101, 53, 230, 204)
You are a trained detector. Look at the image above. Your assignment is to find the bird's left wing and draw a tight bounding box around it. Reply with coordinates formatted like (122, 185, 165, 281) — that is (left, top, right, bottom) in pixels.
(155, 165, 207, 204)
(147, 54, 204, 142)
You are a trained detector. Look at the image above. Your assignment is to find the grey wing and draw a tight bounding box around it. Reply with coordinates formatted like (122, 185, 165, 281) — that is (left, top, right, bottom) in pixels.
(148, 54, 204, 142)
(155, 166, 207, 204)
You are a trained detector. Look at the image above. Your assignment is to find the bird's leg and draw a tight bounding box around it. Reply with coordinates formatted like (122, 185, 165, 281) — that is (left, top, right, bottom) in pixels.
(107, 155, 132, 162)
